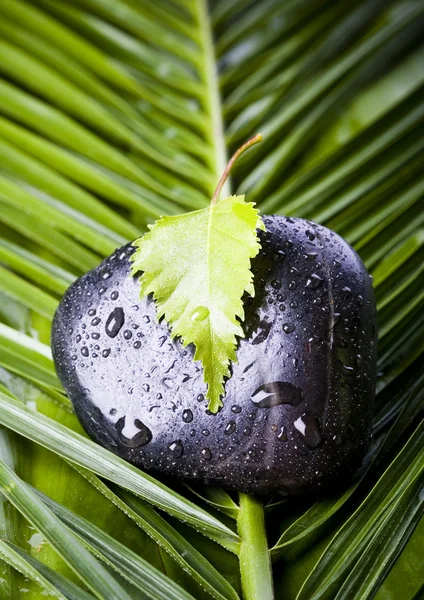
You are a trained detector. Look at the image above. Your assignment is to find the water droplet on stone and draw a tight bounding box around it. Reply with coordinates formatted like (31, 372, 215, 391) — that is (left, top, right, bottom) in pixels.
(288, 281, 296, 290)
(243, 427, 251, 436)
(231, 405, 242, 414)
(225, 421, 236, 435)
(123, 330, 132, 340)
(76, 334, 81, 343)
(88, 309, 96, 317)
(306, 274, 323, 289)
(116, 417, 152, 447)
(202, 429, 210, 436)
(133, 341, 141, 349)
(111, 291, 119, 300)
(283, 323, 295, 334)
(273, 250, 286, 262)
(182, 409, 193, 423)
(197, 394, 204, 403)
(142, 383, 150, 392)
(271, 280, 281, 290)
(278, 426, 287, 441)
(333, 435, 342, 445)
(305, 230, 315, 241)
(304, 252, 318, 261)
(81, 346, 89, 357)
(91, 317, 101, 326)
(201, 448, 211, 460)
(105, 307, 125, 338)
(342, 286, 352, 300)
(169, 440, 183, 458)
(251, 382, 303, 407)
(102, 348, 111, 358)
(91, 332, 100, 340)
(294, 415, 321, 448)
(191, 306, 209, 321)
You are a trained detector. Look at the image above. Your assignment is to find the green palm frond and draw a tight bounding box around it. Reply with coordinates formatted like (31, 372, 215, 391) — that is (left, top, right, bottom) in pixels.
(0, 0, 423, 598)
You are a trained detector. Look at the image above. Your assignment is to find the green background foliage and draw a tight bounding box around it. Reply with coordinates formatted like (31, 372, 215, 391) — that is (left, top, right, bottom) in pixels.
(0, 0, 422, 598)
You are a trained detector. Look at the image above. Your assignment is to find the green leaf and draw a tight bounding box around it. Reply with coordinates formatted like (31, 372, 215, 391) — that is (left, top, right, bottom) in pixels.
(131, 195, 264, 412)
(0, 460, 134, 600)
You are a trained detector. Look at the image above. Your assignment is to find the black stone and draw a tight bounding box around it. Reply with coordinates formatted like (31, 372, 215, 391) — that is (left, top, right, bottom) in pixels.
(52, 216, 377, 495)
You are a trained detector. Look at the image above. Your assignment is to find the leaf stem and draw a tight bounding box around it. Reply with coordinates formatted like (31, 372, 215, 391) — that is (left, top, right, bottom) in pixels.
(237, 493, 274, 600)
(211, 134, 263, 205)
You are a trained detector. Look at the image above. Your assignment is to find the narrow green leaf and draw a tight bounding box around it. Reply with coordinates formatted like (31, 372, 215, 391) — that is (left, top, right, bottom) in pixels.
(70, 465, 240, 599)
(0, 537, 68, 600)
(34, 488, 197, 600)
(0, 267, 58, 320)
(335, 479, 423, 599)
(0, 460, 134, 600)
(296, 422, 424, 600)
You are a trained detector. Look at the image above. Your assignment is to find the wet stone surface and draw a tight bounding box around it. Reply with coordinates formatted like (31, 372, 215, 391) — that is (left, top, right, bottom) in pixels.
(52, 216, 377, 496)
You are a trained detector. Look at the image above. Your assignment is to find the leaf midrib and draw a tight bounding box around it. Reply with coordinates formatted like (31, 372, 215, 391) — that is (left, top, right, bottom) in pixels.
(194, 0, 229, 198)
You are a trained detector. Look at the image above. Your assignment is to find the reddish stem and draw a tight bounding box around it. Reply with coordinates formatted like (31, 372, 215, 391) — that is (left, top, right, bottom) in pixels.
(210, 134, 263, 205)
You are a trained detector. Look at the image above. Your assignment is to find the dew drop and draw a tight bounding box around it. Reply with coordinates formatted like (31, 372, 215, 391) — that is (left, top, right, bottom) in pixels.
(91, 332, 100, 340)
(225, 421, 236, 435)
(231, 405, 242, 414)
(116, 417, 152, 447)
(306, 274, 323, 289)
(88, 309, 96, 317)
(341, 286, 352, 300)
(202, 429, 210, 437)
(169, 440, 183, 458)
(251, 381, 303, 408)
(91, 317, 101, 326)
(81, 346, 89, 357)
(243, 427, 251, 436)
(123, 330, 133, 340)
(191, 306, 210, 321)
(283, 323, 295, 334)
(105, 307, 125, 338)
(294, 415, 321, 448)
(197, 394, 204, 403)
(288, 281, 297, 290)
(102, 348, 111, 358)
(182, 409, 193, 423)
(271, 280, 282, 290)
(111, 291, 119, 300)
(133, 341, 142, 349)
(201, 448, 212, 460)
(277, 426, 287, 441)
(76, 334, 81, 343)
(305, 230, 315, 241)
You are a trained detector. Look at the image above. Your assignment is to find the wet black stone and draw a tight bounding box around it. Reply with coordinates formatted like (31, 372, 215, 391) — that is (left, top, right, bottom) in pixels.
(52, 216, 377, 496)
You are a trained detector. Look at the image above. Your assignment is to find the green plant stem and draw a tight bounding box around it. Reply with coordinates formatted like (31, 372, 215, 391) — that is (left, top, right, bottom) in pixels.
(237, 493, 274, 600)
(194, 0, 230, 197)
